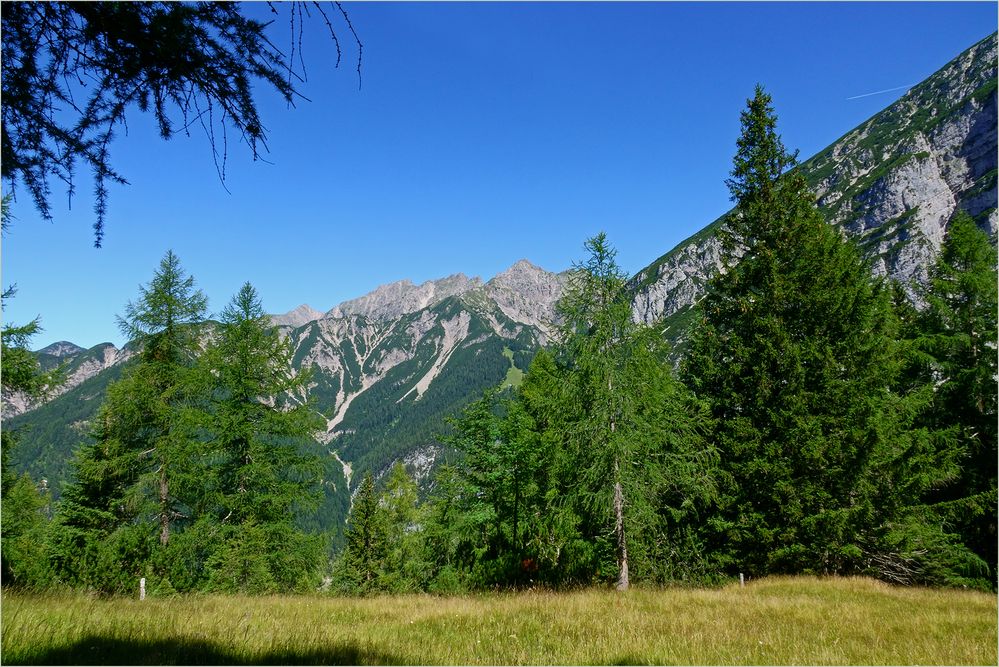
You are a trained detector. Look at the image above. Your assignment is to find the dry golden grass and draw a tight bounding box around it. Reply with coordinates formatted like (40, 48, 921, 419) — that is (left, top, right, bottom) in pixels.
(2, 576, 995, 665)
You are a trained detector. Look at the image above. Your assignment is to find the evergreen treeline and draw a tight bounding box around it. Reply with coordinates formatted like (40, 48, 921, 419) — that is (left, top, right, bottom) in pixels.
(323, 87, 996, 595)
(2, 87, 995, 595)
(3, 253, 330, 594)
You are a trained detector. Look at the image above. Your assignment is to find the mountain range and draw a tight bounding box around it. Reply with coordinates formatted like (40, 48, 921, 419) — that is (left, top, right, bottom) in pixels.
(4, 32, 996, 538)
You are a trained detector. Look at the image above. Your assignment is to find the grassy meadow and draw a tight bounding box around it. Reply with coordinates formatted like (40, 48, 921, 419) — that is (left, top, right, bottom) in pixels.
(2, 576, 995, 665)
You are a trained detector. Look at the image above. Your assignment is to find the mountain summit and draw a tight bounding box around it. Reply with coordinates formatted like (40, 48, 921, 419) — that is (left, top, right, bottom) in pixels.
(482, 259, 568, 340)
(37, 341, 85, 357)
(271, 304, 325, 328)
(321, 260, 568, 332)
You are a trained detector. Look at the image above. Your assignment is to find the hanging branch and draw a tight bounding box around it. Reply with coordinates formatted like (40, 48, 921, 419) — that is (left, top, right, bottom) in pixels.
(1, 1, 363, 247)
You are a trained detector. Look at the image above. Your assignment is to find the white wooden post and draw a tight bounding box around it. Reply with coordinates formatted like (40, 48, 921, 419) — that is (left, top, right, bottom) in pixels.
(739, 572, 744, 588)
(140, 577, 146, 600)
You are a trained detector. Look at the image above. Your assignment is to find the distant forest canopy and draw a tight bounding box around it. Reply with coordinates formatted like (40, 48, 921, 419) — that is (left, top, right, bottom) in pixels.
(2, 85, 995, 595)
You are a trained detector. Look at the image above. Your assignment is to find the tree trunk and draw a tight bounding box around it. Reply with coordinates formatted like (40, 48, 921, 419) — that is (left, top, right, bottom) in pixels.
(614, 458, 629, 591)
(513, 470, 520, 554)
(159, 464, 170, 546)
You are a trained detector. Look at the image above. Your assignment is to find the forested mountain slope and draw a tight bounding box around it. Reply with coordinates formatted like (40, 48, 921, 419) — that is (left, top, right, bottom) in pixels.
(284, 260, 564, 487)
(5, 262, 566, 520)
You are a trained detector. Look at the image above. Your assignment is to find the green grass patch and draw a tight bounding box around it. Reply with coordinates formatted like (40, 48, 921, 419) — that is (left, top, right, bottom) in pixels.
(501, 346, 525, 389)
(972, 76, 997, 105)
(2, 577, 995, 665)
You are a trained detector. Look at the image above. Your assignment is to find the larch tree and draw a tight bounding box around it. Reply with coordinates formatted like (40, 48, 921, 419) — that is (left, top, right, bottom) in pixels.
(556, 233, 635, 590)
(913, 211, 998, 579)
(52, 250, 207, 591)
(1, 2, 361, 246)
(199, 282, 325, 592)
(556, 232, 712, 590)
(115, 250, 208, 548)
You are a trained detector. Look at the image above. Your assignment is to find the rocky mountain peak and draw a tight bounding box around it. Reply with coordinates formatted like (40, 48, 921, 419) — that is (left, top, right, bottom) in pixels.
(38, 341, 85, 357)
(271, 304, 325, 328)
(490, 259, 554, 283)
(306, 259, 568, 342)
(484, 259, 568, 341)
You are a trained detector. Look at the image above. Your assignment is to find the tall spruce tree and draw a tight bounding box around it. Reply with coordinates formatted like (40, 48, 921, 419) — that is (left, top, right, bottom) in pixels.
(199, 282, 326, 592)
(683, 86, 956, 579)
(340, 471, 388, 591)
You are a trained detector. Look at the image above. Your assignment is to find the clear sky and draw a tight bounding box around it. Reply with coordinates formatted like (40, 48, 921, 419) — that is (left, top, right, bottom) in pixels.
(3, 2, 996, 350)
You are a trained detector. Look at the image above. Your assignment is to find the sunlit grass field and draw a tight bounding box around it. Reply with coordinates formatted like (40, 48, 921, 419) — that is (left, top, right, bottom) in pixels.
(2, 576, 995, 665)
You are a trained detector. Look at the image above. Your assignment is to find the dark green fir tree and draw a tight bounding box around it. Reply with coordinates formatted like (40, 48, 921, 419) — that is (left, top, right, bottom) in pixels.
(683, 86, 969, 582)
(339, 471, 387, 592)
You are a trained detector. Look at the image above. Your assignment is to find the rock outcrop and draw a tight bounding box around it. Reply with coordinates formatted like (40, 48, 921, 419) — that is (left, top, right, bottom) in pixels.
(2, 342, 132, 418)
(483, 259, 569, 342)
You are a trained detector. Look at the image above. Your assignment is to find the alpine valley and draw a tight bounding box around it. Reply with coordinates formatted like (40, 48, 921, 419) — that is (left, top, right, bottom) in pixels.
(4, 33, 996, 543)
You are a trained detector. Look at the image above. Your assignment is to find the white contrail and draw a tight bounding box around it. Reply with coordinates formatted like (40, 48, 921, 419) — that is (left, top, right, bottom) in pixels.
(846, 84, 913, 100)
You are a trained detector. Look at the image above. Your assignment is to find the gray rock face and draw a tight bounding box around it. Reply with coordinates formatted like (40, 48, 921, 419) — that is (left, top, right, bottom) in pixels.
(811, 34, 997, 292)
(324, 260, 568, 334)
(630, 234, 726, 325)
(482, 259, 568, 341)
(631, 33, 998, 324)
(64, 344, 131, 389)
(1, 391, 33, 418)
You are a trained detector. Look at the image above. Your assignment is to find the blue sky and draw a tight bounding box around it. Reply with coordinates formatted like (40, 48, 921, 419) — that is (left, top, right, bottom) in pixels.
(3, 2, 996, 350)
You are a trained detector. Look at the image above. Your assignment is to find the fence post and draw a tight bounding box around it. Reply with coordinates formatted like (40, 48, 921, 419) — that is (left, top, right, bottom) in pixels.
(739, 572, 744, 588)
(140, 577, 146, 600)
